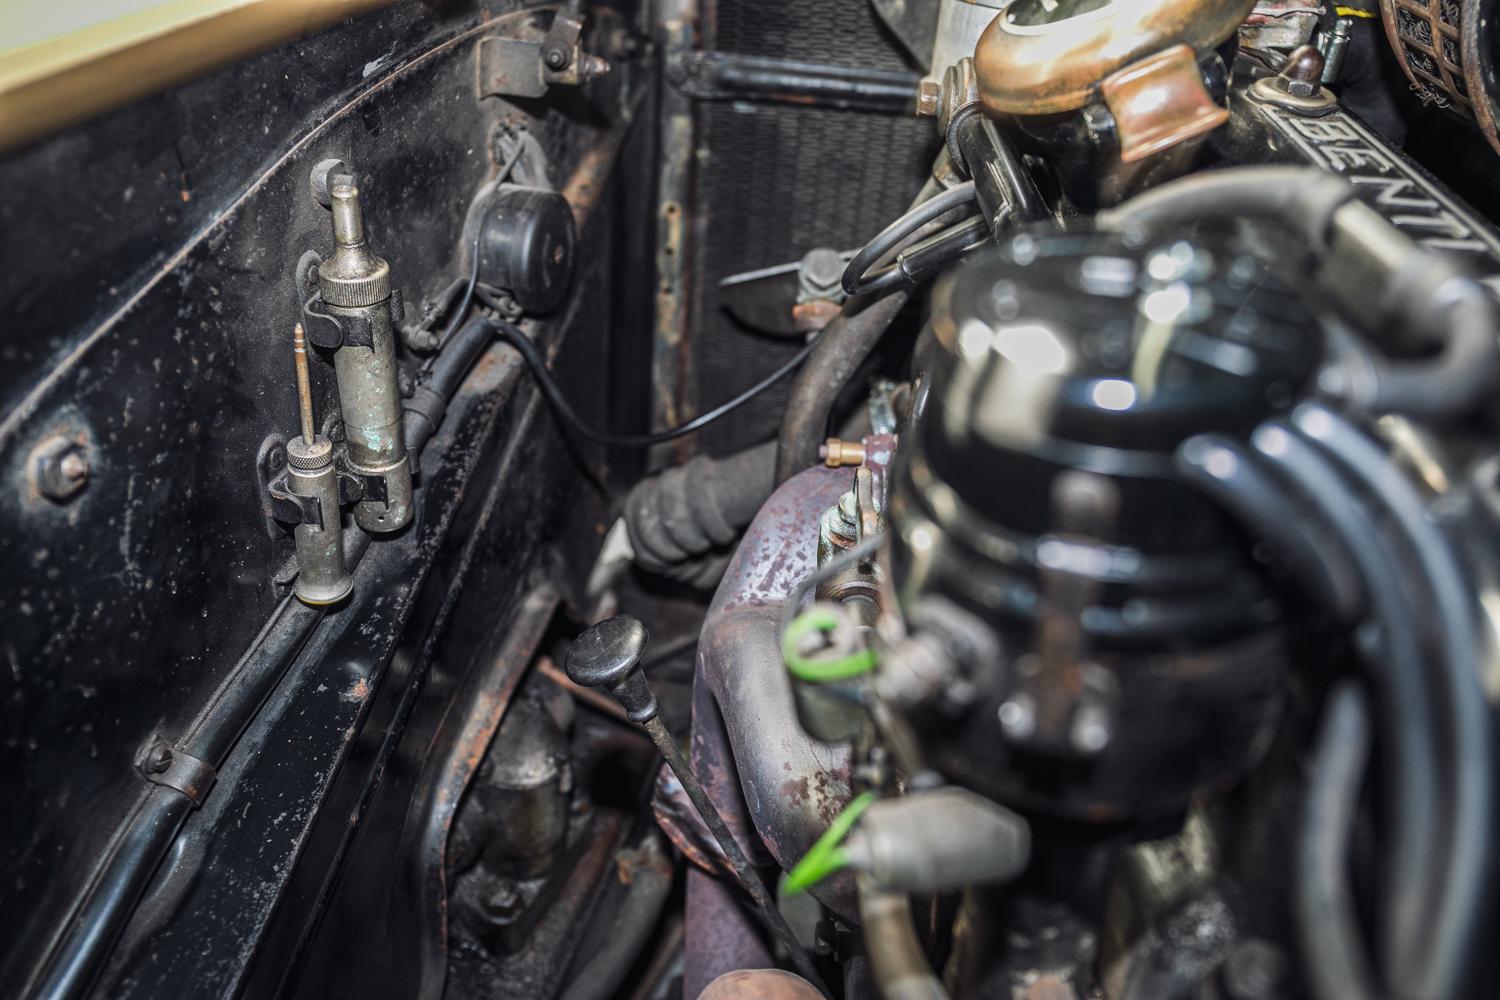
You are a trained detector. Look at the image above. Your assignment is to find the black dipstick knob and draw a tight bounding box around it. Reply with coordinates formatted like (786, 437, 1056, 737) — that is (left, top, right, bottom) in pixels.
(564, 615, 659, 723)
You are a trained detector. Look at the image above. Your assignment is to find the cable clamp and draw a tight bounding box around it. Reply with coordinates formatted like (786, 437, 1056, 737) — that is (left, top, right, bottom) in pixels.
(137, 738, 217, 807)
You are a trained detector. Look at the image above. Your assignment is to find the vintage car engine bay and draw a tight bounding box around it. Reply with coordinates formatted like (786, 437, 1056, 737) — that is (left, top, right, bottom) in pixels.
(4, 0, 1500, 998)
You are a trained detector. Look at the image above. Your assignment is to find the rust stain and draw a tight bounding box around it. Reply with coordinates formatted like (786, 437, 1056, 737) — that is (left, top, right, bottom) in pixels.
(561, 124, 628, 226)
(344, 676, 371, 703)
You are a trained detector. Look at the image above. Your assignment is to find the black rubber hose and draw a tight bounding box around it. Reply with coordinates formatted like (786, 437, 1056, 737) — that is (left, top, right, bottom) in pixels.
(1101, 167, 1500, 420)
(404, 315, 496, 455)
(1251, 423, 1439, 985)
(1294, 405, 1493, 1000)
(624, 440, 777, 588)
(1350, 275, 1500, 418)
(774, 293, 908, 485)
(775, 173, 960, 486)
(1096, 166, 1358, 251)
(1296, 683, 1381, 1000)
(556, 833, 675, 1000)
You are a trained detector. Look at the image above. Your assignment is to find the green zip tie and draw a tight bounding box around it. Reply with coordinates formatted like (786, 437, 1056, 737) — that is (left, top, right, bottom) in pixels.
(782, 790, 878, 893)
(782, 606, 878, 683)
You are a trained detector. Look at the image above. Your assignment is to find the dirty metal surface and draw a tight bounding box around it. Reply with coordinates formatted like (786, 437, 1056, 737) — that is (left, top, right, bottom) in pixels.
(444, 715, 660, 1000)
(691, 0, 936, 455)
(695, 465, 858, 919)
(0, 0, 650, 993)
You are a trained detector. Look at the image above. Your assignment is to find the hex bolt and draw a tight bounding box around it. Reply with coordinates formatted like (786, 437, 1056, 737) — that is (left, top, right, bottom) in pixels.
(31, 435, 90, 504)
(916, 79, 941, 117)
(797, 247, 845, 299)
(1220, 937, 1291, 1000)
(822, 438, 867, 468)
(1277, 45, 1325, 99)
(579, 54, 611, 82)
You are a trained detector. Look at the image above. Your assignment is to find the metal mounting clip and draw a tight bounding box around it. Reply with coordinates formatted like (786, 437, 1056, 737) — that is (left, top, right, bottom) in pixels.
(137, 738, 217, 806)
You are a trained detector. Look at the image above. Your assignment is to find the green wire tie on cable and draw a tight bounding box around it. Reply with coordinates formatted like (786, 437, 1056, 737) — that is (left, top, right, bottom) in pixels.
(782, 790, 878, 894)
(781, 606, 879, 683)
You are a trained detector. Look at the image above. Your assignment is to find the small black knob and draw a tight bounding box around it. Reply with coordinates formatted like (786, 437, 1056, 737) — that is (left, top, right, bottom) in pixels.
(564, 615, 659, 723)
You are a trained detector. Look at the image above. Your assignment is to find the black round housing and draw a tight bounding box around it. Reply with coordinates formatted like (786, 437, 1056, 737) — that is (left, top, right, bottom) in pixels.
(477, 185, 577, 314)
(890, 229, 1321, 822)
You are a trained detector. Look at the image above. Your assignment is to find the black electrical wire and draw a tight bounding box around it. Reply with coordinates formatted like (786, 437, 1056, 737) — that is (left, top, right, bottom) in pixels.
(1174, 435, 1364, 621)
(1296, 682, 1381, 1000)
(435, 227, 484, 352)
(841, 181, 978, 297)
(1294, 405, 1493, 1000)
(490, 319, 816, 447)
(1252, 422, 1440, 988)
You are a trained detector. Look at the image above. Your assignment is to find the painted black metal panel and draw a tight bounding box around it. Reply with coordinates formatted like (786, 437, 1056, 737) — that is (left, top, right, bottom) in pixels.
(0, 2, 647, 993)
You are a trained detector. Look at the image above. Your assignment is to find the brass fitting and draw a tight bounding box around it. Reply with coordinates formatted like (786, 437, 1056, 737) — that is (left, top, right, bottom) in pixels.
(822, 438, 866, 468)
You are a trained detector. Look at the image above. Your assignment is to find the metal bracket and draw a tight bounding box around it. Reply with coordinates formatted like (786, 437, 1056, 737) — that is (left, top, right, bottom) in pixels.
(300, 293, 375, 349)
(267, 468, 325, 528)
(476, 9, 609, 100)
(256, 434, 292, 537)
(666, 50, 920, 113)
(137, 738, 217, 806)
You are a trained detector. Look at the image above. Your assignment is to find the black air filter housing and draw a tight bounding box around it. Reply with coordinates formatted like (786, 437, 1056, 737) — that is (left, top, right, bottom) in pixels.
(889, 230, 1322, 822)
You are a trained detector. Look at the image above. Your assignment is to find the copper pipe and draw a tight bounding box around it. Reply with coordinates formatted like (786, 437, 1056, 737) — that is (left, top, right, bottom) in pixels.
(292, 323, 315, 445)
(536, 656, 630, 722)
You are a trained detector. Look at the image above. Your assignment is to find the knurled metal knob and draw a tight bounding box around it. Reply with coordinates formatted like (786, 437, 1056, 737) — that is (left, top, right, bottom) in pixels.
(286, 434, 335, 471)
(317, 181, 391, 307)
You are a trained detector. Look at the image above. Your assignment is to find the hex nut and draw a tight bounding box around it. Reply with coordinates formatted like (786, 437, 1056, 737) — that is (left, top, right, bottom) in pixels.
(917, 79, 941, 117)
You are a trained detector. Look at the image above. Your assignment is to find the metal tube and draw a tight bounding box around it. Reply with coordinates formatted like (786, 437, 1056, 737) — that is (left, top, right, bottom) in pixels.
(641, 717, 830, 996)
(287, 447, 352, 607)
(293, 322, 316, 443)
(316, 178, 412, 532)
(329, 182, 365, 247)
